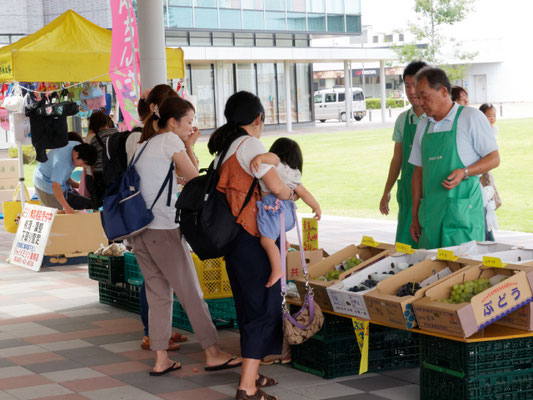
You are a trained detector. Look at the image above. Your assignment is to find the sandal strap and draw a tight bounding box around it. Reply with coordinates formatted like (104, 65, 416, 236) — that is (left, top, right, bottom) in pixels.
(235, 388, 277, 400)
(256, 373, 278, 388)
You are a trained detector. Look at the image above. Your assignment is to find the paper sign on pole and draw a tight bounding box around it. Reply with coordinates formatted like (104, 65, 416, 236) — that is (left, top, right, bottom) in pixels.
(352, 317, 369, 374)
(109, 0, 141, 130)
(9, 204, 57, 271)
(302, 217, 318, 251)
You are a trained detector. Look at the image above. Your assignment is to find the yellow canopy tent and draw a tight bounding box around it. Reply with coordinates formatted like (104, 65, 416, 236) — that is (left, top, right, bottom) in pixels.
(0, 9, 184, 82)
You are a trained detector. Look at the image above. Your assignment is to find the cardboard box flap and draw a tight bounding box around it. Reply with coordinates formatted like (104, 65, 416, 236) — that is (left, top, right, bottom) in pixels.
(440, 241, 517, 257)
(468, 249, 533, 263)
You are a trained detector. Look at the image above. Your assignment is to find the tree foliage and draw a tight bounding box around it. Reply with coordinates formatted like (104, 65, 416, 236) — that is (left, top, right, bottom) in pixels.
(392, 0, 477, 82)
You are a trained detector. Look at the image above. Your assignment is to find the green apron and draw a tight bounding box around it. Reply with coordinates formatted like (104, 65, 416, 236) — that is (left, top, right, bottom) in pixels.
(418, 106, 485, 249)
(395, 110, 418, 247)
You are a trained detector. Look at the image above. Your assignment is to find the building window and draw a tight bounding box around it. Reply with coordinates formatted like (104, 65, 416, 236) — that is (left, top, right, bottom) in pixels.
(256, 33, 274, 46)
(219, 9, 242, 29)
(212, 32, 234, 46)
(384, 34, 393, 42)
(169, 0, 192, 5)
(275, 34, 293, 47)
(190, 64, 216, 129)
(242, 10, 265, 30)
(306, 0, 325, 13)
(236, 64, 257, 94)
(221, 63, 235, 108)
(307, 13, 326, 32)
(266, 11, 286, 30)
(234, 32, 254, 46)
(327, 15, 345, 33)
(399, 33, 405, 41)
(166, 32, 189, 46)
(265, 0, 284, 11)
(373, 35, 379, 43)
(167, 6, 194, 28)
(287, 0, 306, 12)
(287, 12, 306, 31)
(345, 0, 361, 14)
(327, 0, 344, 14)
(296, 64, 312, 122)
(193, 0, 216, 6)
(242, 0, 264, 9)
(189, 31, 212, 46)
(219, 0, 241, 8)
(277, 63, 287, 123)
(257, 63, 278, 124)
(194, 8, 218, 29)
(346, 15, 361, 33)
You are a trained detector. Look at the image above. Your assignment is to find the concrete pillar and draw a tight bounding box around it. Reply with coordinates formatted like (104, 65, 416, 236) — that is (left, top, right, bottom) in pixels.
(344, 60, 353, 127)
(284, 61, 292, 132)
(380, 60, 387, 122)
(137, 0, 167, 90)
(214, 62, 226, 127)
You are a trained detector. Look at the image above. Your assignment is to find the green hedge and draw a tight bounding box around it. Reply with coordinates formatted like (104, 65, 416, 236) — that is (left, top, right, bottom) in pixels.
(9, 145, 36, 164)
(366, 98, 408, 109)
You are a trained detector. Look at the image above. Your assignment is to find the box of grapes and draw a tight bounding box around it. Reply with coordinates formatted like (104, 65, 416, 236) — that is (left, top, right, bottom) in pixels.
(326, 250, 435, 319)
(364, 258, 479, 330)
(285, 247, 328, 280)
(412, 264, 533, 337)
(294, 243, 394, 311)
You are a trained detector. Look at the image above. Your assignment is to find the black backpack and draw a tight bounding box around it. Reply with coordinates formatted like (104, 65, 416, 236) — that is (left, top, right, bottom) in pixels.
(175, 145, 257, 260)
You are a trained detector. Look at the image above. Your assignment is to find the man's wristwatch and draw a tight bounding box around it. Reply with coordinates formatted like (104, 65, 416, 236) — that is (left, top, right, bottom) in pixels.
(462, 168, 469, 181)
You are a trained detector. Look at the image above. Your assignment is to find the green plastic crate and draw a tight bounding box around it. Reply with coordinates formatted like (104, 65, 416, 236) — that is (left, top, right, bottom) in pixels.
(124, 252, 144, 286)
(172, 297, 238, 332)
(88, 253, 125, 284)
(421, 366, 533, 400)
(127, 284, 141, 314)
(420, 335, 533, 378)
(98, 282, 129, 310)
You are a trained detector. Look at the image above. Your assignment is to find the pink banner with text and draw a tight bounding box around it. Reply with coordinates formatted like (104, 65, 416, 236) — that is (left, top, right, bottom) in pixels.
(109, 0, 141, 130)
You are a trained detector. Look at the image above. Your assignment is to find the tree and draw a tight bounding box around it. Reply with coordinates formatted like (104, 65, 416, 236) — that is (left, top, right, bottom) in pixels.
(391, 0, 477, 82)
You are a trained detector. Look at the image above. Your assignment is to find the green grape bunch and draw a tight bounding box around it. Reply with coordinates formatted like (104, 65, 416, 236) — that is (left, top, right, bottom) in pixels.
(437, 278, 491, 304)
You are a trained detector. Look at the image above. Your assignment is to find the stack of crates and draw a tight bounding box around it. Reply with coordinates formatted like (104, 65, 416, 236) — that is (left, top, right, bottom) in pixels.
(420, 335, 533, 400)
(290, 306, 419, 379)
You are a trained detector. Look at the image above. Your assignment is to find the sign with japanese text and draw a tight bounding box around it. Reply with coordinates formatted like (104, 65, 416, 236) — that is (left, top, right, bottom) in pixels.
(483, 256, 507, 268)
(396, 242, 415, 255)
(9, 204, 57, 271)
(302, 218, 318, 251)
(361, 235, 380, 248)
(437, 249, 458, 261)
(352, 318, 369, 374)
(110, 0, 140, 130)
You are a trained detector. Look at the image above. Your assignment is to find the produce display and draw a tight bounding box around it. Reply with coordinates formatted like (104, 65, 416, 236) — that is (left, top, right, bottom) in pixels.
(347, 262, 413, 293)
(321, 256, 362, 281)
(438, 278, 491, 304)
(396, 282, 422, 297)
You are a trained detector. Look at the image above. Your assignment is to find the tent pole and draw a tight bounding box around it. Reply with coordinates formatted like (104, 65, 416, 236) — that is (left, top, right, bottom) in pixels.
(17, 142, 26, 207)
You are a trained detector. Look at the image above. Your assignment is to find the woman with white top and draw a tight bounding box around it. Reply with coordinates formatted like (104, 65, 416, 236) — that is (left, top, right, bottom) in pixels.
(133, 95, 241, 376)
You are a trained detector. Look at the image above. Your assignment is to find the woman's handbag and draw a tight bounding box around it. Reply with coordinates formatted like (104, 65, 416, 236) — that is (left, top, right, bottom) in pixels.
(3, 184, 40, 233)
(280, 204, 324, 345)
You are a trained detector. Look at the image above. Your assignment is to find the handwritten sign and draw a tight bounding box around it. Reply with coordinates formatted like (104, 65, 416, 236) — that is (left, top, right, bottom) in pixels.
(483, 256, 507, 268)
(437, 249, 458, 261)
(109, 0, 140, 130)
(396, 242, 415, 255)
(9, 204, 57, 271)
(302, 218, 318, 251)
(352, 318, 369, 374)
(361, 236, 380, 248)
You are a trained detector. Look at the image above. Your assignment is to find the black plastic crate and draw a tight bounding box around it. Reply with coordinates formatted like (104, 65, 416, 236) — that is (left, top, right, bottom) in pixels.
(291, 321, 419, 379)
(127, 284, 141, 314)
(420, 334, 533, 378)
(421, 366, 533, 400)
(88, 253, 125, 284)
(98, 282, 129, 310)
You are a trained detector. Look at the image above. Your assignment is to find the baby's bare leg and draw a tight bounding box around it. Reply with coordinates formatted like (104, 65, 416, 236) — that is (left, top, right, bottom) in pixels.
(260, 236, 284, 288)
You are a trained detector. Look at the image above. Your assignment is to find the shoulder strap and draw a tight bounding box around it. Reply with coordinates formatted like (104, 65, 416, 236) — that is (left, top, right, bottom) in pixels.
(93, 131, 106, 149)
(149, 162, 174, 210)
(237, 178, 258, 216)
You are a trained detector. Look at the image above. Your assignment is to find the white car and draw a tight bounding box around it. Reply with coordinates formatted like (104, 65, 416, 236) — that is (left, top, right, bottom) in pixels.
(314, 87, 367, 123)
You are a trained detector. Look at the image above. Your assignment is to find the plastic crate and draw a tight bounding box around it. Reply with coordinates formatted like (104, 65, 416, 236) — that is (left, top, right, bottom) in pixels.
(420, 335, 533, 378)
(127, 284, 141, 314)
(124, 252, 144, 286)
(290, 320, 419, 379)
(171, 297, 238, 332)
(421, 366, 533, 400)
(88, 253, 125, 284)
(98, 282, 129, 310)
(192, 253, 233, 299)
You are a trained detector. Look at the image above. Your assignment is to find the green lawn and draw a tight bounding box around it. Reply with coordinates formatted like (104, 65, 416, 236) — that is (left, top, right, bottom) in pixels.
(23, 118, 533, 232)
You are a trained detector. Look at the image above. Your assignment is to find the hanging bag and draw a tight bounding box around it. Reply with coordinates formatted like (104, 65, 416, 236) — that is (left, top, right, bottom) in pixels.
(280, 204, 324, 345)
(100, 140, 173, 241)
(2, 184, 40, 233)
(3, 84, 24, 113)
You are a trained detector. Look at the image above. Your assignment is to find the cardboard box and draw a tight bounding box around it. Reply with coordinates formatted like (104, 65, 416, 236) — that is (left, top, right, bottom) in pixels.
(412, 264, 533, 338)
(327, 250, 435, 319)
(0, 159, 19, 179)
(494, 264, 533, 331)
(45, 211, 108, 257)
(467, 249, 533, 264)
(0, 177, 19, 190)
(364, 258, 478, 329)
(439, 240, 517, 257)
(294, 243, 394, 311)
(285, 248, 329, 280)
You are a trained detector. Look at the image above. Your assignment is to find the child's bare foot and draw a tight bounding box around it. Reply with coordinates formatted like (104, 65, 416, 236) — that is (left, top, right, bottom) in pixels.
(265, 270, 284, 288)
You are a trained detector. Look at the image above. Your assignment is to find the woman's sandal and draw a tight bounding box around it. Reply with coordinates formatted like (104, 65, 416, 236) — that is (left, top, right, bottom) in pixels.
(256, 373, 278, 388)
(235, 388, 277, 400)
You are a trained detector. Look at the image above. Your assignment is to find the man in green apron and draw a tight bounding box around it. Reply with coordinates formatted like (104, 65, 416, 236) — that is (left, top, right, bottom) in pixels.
(408, 67, 500, 249)
(380, 61, 427, 248)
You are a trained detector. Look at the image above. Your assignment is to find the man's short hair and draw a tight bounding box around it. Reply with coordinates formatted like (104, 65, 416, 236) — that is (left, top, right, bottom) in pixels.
(414, 67, 451, 94)
(74, 143, 97, 166)
(403, 61, 428, 80)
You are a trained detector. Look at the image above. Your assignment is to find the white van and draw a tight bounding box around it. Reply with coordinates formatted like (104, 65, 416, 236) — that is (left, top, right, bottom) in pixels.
(314, 87, 367, 122)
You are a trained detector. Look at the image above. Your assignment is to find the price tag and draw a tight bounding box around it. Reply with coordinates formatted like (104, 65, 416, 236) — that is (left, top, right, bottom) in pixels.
(483, 256, 507, 268)
(437, 249, 458, 261)
(396, 242, 415, 255)
(361, 236, 380, 248)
